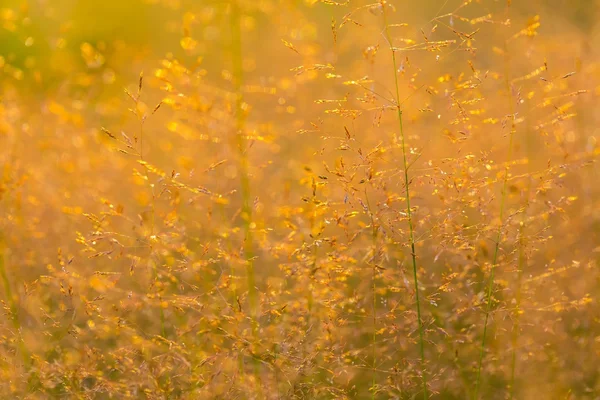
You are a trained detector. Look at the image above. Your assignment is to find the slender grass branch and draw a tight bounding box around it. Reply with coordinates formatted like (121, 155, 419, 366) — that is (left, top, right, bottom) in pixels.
(0, 240, 30, 369)
(509, 222, 525, 399)
(474, 36, 516, 398)
(381, 3, 427, 398)
(510, 104, 533, 397)
(133, 75, 163, 337)
(508, 60, 536, 396)
(307, 177, 317, 318)
(364, 188, 379, 399)
(230, 0, 261, 391)
(230, 0, 257, 322)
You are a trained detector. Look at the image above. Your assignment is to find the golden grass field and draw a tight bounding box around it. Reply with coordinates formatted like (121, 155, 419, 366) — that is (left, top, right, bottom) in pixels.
(1, 0, 599, 398)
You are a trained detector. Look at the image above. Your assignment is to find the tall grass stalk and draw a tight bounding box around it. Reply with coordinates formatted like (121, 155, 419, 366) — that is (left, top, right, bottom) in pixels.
(230, 0, 258, 322)
(474, 32, 516, 398)
(306, 177, 317, 366)
(134, 74, 164, 337)
(0, 240, 30, 369)
(307, 177, 317, 321)
(381, 2, 427, 398)
(364, 189, 378, 399)
(510, 80, 534, 399)
(509, 221, 525, 399)
(230, 1, 262, 391)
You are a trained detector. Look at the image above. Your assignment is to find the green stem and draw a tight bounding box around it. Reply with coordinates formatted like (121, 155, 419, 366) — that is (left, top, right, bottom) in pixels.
(381, 3, 427, 398)
(230, 0, 257, 321)
(364, 189, 378, 399)
(0, 241, 30, 369)
(474, 37, 516, 399)
(230, 0, 261, 390)
(509, 222, 525, 399)
(510, 100, 533, 397)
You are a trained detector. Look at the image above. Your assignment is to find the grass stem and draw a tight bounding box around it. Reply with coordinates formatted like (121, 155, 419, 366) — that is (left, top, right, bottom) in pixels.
(230, 0, 257, 321)
(381, 3, 427, 398)
(0, 240, 30, 369)
(230, 0, 261, 391)
(364, 189, 379, 399)
(509, 222, 525, 399)
(474, 35, 516, 399)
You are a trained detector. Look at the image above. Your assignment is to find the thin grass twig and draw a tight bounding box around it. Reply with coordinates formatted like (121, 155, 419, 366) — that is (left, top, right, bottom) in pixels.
(381, 2, 428, 398)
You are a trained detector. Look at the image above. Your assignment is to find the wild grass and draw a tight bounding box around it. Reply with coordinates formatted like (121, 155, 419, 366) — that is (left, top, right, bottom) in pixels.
(381, 2, 427, 398)
(474, 18, 517, 398)
(0, 238, 29, 368)
(0, 0, 599, 398)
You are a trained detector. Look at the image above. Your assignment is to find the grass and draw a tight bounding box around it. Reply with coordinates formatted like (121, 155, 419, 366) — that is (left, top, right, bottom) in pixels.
(0, 239, 29, 369)
(230, 1, 258, 322)
(0, 0, 598, 398)
(475, 22, 518, 398)
(382, 2, 428, 398)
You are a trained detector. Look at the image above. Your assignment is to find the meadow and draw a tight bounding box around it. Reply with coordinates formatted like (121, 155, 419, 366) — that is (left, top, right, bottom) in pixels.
(1, 0, 599, 398)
